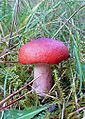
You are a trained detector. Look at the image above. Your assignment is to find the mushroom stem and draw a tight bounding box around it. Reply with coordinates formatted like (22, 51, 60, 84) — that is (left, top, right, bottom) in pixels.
(32, 63, 52, 97)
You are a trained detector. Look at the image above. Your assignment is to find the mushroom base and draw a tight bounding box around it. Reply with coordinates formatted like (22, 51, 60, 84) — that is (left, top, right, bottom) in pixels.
(32, 63, 52, 97)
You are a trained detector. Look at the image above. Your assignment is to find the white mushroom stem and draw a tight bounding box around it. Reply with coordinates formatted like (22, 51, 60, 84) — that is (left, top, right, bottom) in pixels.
(32, 63, 52, 97)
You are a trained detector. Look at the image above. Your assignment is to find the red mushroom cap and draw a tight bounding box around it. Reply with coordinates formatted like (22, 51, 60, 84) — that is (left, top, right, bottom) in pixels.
(18, 38, 69, 64)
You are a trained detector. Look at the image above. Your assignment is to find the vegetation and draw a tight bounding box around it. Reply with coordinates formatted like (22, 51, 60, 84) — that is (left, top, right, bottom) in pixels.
(0, 0, 85, 119)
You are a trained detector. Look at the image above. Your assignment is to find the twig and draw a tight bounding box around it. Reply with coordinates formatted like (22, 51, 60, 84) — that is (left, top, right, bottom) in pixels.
(0, 52, 11, 59)
(43, 93, 59, 101)
(2, 26, 25, 42)
(68, 107, 85, 119)
(0, 43, 19, 59)
(0, 96, 24, 111)
(0, 61, 19, 64)
(0, 91, 32, 111)
(0, 75, 41, 106)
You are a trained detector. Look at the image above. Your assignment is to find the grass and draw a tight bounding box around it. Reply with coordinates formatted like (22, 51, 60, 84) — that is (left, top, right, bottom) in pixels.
(0, 0, 85, 119)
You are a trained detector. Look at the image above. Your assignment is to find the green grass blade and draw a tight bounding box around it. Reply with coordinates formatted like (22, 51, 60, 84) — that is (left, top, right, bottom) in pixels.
(4, 71, 8, 98)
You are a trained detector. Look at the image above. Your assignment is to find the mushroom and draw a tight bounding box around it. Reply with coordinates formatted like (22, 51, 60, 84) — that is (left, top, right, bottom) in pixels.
(18, 38, 69, 97)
